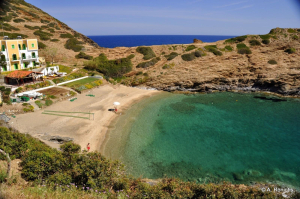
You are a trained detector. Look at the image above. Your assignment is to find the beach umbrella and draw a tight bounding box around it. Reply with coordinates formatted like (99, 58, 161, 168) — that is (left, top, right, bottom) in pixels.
(113, 102, 120, 106)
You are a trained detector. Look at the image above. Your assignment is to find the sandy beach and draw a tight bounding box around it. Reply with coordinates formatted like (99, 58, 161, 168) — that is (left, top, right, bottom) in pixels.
(9, 84, 160, 152)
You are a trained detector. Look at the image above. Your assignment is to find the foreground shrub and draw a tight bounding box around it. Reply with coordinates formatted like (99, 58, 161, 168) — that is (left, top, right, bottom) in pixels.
(64, 38, 83, 52)
(52, 72, 85, 84)
(181, 52, 195, 61)
(45, 100, 53, 106)
(38, 41, 47, 49)
(236, 43, 248, 49)
(225, 35, 247, 43)
(259, 34, 271, 40)
(185, 45, 196, 51)
(50, 39, 59, 42)
(268, 59, 277, 65)
(13, 18, 25, 23)
(288, 28, 296, 33)
(238, 48, 252, 54)
(164, 52, 179, 60)
(262, 39, 270, 44)
(136, 47, 156, 60)
(137, 57, 160, 68)
(34, 30, 53, 41)
(194, 50, 202, 57)
(60, 33, 74, 38)
(204, 45, 222, 56)
(0, 32, 28, 39)
(127, 54, 135, 59)
(2, 23, 19, 31)
(24, 25, 40, 30)
(249, 39, 261, 46)
(292, 35, 299, 40)
(284, 48, 296, 54)
(225, 45, 233, 51)
(75, 52, 93, 60)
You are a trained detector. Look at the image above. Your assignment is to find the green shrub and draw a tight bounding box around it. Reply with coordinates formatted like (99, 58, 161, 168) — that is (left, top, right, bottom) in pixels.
(238, 48, 252, 54)
(136, 57, 160, 68)
(127, 54, 135, 59)
(64, 38, 83, 52)
(284, 48, 296, 54)
(47, 28, 55, 33)
(0, 169, 7, 183)
(40, 19, 50, 24)
(47, 23, 56, 28)
(45, 100, 53, 106)
(50, 39, 59, 42)
(259, 34, 271, 40)
(181, 53, 195, 61)
(268, 60, 277, 65)
(34, 30, 53, 41)
(225, 35, 247, 43)
(23, 105, 34, 112)
(13, 18, 25, 23)
(136, 47, 156, 60)
(205, 45, 222, 56)
(38, 41, 47, 49)
(262, 39, 270, 44)
(236, 43, 248, 49)
(60, 33, 74, 38)
(0, 32, 28, 39)
(136, 71, 143, 75)
(292, 35, 299, 40)
(2, 23, 20, 31)
(249, 39, 261, 46)
(225, 46, 233, 51)
(164, 52, 179, 60)
(75, 52, 93, 60)
(288, 29, 296, 33)
(41, 25, 48, 29)
(35, 100, 43, 108)
(15, 87, 22, 93)
(204, 45, 217, 50)
(24, 25, 40, 30)
(194, 50, 202, 57)
(185, 45, 196, 51)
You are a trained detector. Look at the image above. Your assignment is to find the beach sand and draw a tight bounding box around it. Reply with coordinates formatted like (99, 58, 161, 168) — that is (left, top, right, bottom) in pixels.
(9, 84, 160, 152)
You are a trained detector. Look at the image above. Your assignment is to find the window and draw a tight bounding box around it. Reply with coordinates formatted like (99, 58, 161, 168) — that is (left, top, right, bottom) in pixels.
(22, 53, 26, 59)
(22, 44, 26, 50)
(1, 55, 5, 61)
(18, 44, 21, 50)
(32, 61, 36, 66)
(2, 66, 7, 72)
(1, 45, 5, 51)
(32, 52, 36, 58)
(12, 54, 17, 60)
(14, 63, 18, 70)
(24, 63, 28, 68)
(12, 44, 15, 49)
(31, 43, 34, 48)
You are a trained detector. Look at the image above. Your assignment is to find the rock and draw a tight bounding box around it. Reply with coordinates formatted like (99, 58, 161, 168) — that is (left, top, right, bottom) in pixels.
(193, 39, 203, 43)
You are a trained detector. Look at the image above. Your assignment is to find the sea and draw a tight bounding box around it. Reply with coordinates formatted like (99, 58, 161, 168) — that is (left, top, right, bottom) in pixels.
(88, 35, 236, 48)
(94, 35, 300, 189)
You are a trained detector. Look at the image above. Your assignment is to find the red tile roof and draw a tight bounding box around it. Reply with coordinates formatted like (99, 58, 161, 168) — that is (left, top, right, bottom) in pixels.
(6, 71, 34, 78)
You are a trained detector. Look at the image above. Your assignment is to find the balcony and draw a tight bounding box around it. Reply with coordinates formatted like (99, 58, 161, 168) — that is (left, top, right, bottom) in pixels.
(11, 57, 21, 61)
(21, 55, 37, 60)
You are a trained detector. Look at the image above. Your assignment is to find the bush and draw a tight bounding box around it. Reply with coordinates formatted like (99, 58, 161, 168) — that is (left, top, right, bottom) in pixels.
(288, 29, 296, 33)
(238, 48, 252, 54)
(236, 43, 248, 49)
(262, 39, 270, 44)
(34, 30, 53, 41)
(41, 19, 50, 24)
(136, 47, 156, 60)
(164, 52, 179, 60)
(205, 45, 222, 56)
(2, 23, 20, 31)
(194, 50, 202, 57)
(35, 100, 43, 108)
(45, 100, 53, 106)
(185, 45, 196, 51)
(50, 39, 59, 42)
(292, 35, 299, 40)
(249, 39, 261, 46)
(284, 48, 296, 54)
(259, 34, 271, 40)
(13, 18, 25, 23)
(64, 38, 83, 52)
(75, 52, 93, 60)
(127, 54, 135, 59)
(47, 28, 55, 33)
(181, 53, 195, 61)
(268, 60, 277, 65)
(60, 33, 74, 38)
(136, 57, 160, 68)
(38, 41, 47, 49)
(0, 32, 28, 39)
(225, 35, 247, 43)
(225, 46, 233, 51)
(23, 105, 34, 112)
(24, 25, 40, 30)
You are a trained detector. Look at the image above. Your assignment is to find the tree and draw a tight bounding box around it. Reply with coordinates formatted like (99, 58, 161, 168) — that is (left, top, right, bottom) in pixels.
(0, 52, 7, 75)
(46, 47, 58, 66)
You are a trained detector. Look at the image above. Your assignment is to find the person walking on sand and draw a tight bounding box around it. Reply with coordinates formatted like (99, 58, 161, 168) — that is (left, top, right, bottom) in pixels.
(87, 143, 90, 152)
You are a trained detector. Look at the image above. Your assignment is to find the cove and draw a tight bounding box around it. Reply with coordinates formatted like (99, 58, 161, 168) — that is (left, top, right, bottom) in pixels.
(103, 92, 300, 188)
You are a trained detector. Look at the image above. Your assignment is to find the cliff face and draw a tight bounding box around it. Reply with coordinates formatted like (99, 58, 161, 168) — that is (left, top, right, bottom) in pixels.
(0, 0, 100, 65)
(97, 28, 300, 96)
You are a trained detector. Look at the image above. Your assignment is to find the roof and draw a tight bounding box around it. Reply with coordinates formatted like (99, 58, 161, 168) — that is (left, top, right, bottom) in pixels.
(32, 67, 46, 73)
(6, 71, 34, 78)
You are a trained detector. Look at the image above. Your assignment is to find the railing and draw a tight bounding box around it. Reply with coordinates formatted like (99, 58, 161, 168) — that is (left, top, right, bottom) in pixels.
(20, 55, 38, 60)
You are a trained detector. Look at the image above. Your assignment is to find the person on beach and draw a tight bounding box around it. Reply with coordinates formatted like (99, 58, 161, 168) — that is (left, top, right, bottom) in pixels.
(87, 143, 90, 152)
(115, 108, 117, 113)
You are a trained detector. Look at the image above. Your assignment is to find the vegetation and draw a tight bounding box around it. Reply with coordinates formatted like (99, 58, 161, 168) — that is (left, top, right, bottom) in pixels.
(24, 24, 40, 30)
(47, 28, 55, 33)
(13, 18, 25, 23)
(63, 78, 102, 92)
(41, 19, 50, 24)
(185, 45, 196, 51)
(237, 43, 252, 54)
(60, 33, 74, 38)
(52, 72, 86, 84)
(181, 52, 196, 61)
(225, 35, 247, 43)
(162, 63, 175, 69)
(284, 48, 296, 54)
(0, 127, 289, 199)
(287, 28, 296, 33)
(204, 45, 222, 56)
(75, 52, 93, 60)
(259, 34, 271, 40)
(262, 39, 270, 44)
(50, 39, 59, 42)
(34, 30, 53, 41)
(23, 104, 34, 112)
(45, 99, 53, 106)
(136, 46, 156, 60)
(38, 41, 47, 49)
(164, 52, 179, 60)
(292, 35, 299, 40)
(57, 65, 72, 74)
(194, 50, 202, 57)
(0, 32, 28, 39)
(268, 59, 277, 65)
(225, 45, 233, 51)
(136, 57, 161, 68)
(2, 23, 19, 31)
(84, 53, 132, 78)
(127, 54, 135, 59)
(64, 38, 83, 52)
(35, 100, 44, 108)
(249, 39, 261, 46)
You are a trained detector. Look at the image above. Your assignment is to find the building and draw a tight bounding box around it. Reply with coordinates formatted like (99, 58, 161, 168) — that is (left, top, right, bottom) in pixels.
(4, 70, 43, 85)
(0, 36, 39, 72)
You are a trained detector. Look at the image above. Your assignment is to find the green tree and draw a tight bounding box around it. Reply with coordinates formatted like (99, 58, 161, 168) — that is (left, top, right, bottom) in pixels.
(0, 52, 7, 74)
(46, 47, 58, 65)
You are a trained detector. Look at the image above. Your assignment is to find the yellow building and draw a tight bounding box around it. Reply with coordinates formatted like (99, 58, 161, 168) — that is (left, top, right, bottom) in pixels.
(0, 36, 39, 72)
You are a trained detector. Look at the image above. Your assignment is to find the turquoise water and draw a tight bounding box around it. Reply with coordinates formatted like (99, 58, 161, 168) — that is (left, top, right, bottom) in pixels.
(103, 92, 300, 187)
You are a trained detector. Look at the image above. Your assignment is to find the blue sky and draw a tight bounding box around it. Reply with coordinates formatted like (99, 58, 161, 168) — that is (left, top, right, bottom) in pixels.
(26, 0, 300, 36)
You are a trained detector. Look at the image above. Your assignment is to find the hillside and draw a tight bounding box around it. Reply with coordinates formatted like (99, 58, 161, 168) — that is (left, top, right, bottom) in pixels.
(0, 0, 101, 65)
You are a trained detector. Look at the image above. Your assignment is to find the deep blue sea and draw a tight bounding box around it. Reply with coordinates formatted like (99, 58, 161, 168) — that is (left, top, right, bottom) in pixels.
(88, 35, 236, 48)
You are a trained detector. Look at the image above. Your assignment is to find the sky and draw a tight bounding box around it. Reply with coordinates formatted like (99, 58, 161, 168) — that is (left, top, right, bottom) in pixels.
(25, 0, 300, 36)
